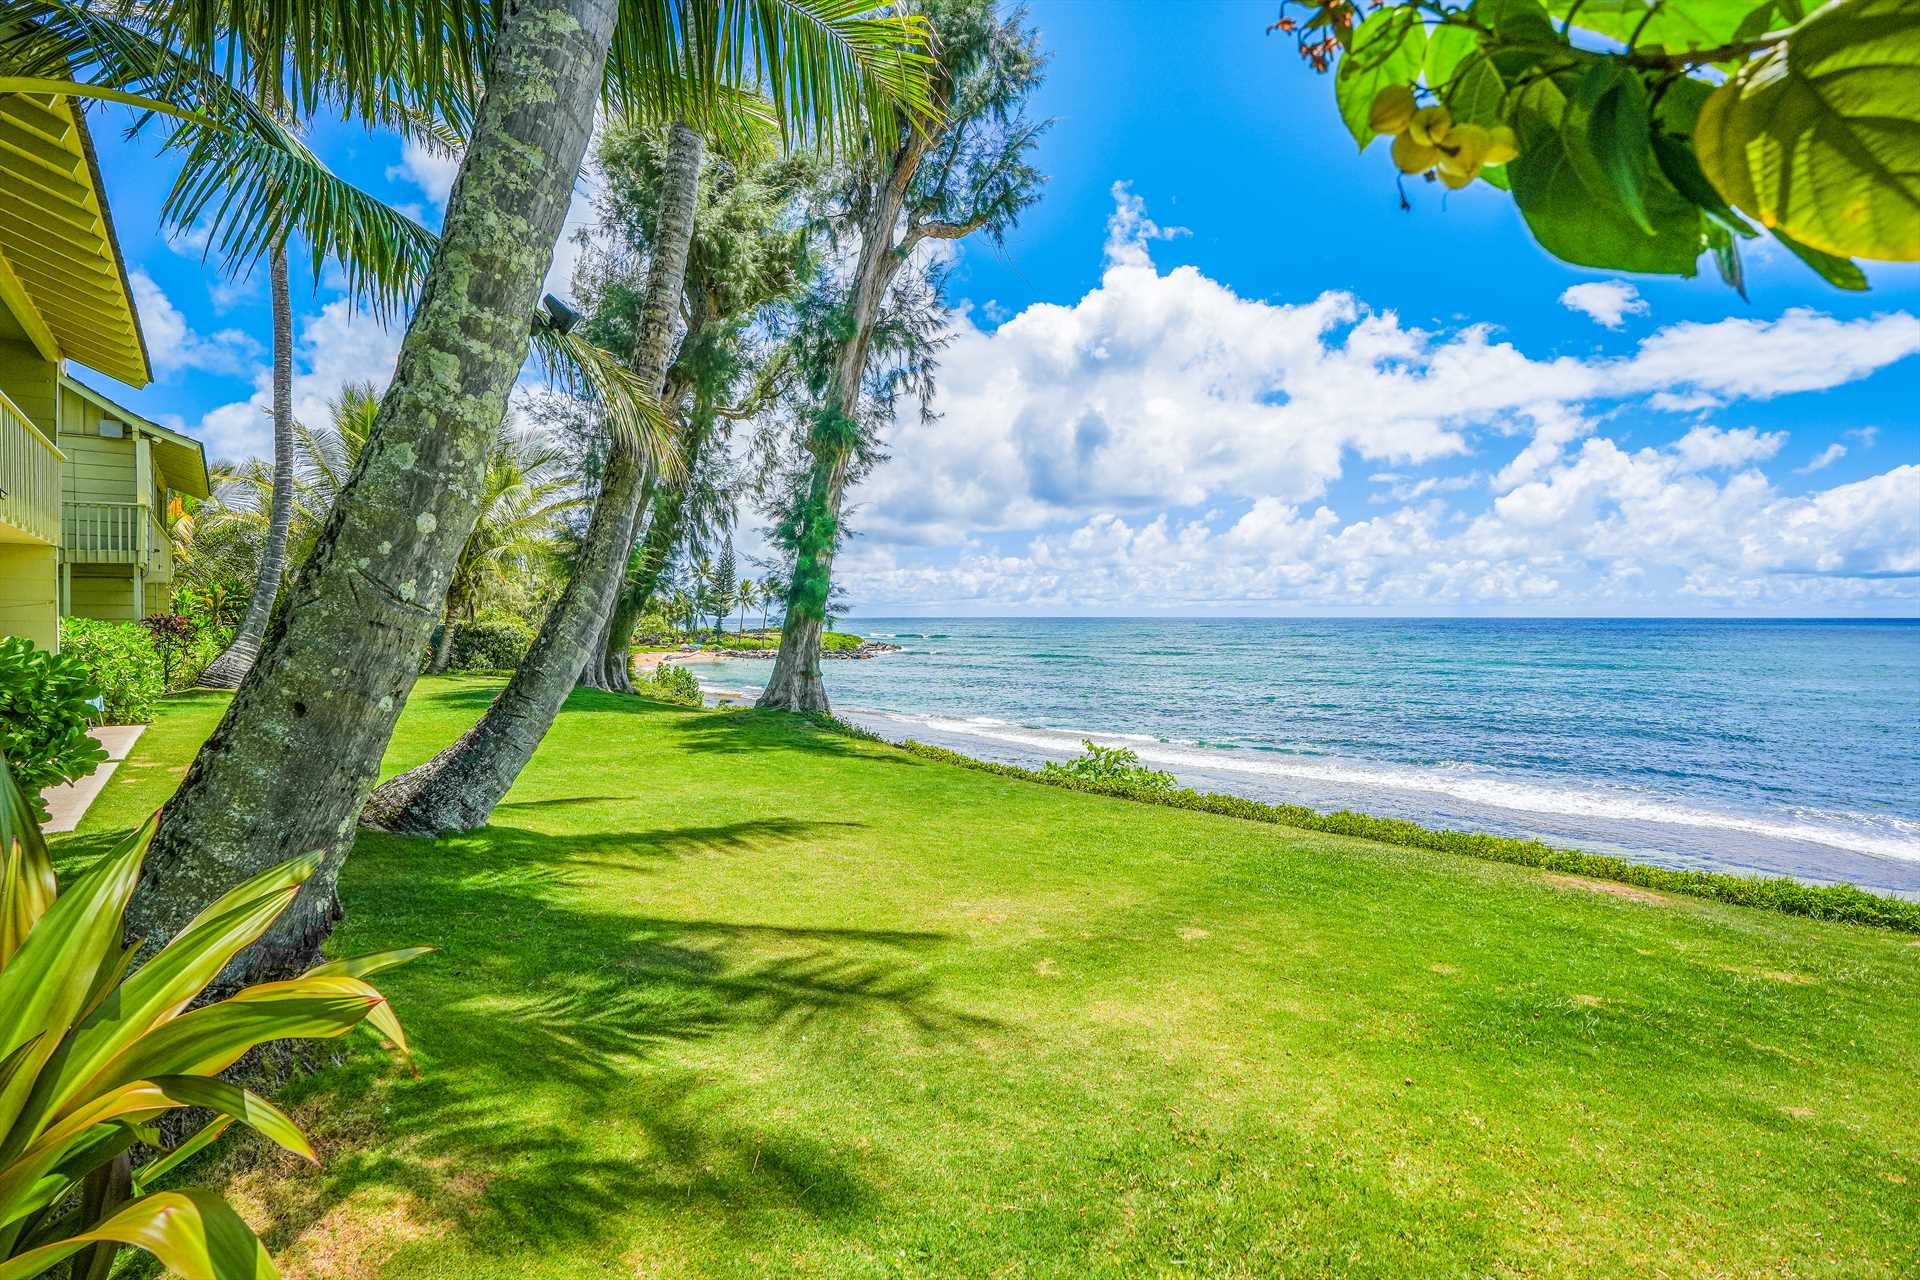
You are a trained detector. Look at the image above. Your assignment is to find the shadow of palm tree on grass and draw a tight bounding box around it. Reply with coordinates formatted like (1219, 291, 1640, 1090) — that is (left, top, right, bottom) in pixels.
(190, 813, 996, 1267)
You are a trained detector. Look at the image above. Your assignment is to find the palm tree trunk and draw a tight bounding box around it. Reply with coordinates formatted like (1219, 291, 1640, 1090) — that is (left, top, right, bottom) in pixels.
(364, 121, 705, 837)
(589, 483, 680, 690)
(198, 245, 293, 689)
(430, 615, 456, 673)
(125, 0, 621, 983)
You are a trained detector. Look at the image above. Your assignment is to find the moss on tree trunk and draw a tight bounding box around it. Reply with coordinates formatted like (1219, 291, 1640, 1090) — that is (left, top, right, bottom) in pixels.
(363, 122, 706, 836)
(125, 0, 621, 983)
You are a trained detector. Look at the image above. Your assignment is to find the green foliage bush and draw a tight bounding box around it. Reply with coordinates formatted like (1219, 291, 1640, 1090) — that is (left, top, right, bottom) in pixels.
(175, 622, 237, 691)
(0, 637, 108, 820)
(450, 615, 535, 671)
(1040, 740, 1177, 793)
(634, 662, 702, 706)
(882, 739, 1920, 933)
(58, 616, 162, 723)
(0, 752, 422, 1277)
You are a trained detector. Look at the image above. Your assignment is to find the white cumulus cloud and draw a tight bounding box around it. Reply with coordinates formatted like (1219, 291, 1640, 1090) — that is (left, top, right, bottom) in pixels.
(129, 270, 262, 379)
(828, 187, 1920, 615)
(1559, 280, 1648, 329)
(194, 300, 403, 462)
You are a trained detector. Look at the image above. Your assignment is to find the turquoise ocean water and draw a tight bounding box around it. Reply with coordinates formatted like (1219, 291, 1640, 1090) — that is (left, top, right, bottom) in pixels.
(677, 619, 1920, 896)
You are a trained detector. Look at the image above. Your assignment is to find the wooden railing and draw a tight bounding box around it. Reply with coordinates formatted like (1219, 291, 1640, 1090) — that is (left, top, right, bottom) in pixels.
(63, 500, 146, 563)
(0, 388, 62, 544)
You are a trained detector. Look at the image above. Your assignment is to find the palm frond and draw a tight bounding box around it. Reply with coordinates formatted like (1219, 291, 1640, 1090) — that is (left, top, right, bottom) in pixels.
(7, 1, 436, 316)
(610, 0, 940, 152)
(159, 114, 437, 319)
(529, 327, 684, 483)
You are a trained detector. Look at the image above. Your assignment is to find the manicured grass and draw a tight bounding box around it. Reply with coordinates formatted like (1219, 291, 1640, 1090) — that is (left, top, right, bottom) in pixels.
(59, 678, 1920, 1278)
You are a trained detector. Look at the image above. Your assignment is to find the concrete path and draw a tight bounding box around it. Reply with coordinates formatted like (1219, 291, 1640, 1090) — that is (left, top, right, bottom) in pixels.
(41, 724, 145, 834)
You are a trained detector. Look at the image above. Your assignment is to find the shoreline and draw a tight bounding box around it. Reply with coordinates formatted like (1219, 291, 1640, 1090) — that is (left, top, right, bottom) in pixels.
(657, 658, 1920, 900)
(648, 633, 1920, 901)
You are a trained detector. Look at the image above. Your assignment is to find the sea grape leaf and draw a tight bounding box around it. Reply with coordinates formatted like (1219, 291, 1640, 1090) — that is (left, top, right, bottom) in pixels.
(1472, 0, 1561, 79)
(1423, 22, 1478, 89)
(1581, 61, 1656, 233)
(1771, 227, 1869, 290)
(1652, 132, 1757, 236)
(1508, 78, 1706, 272)
(1338, 7, 1429, 149)
(1695, 0, 1920, 261)
(1550, 0, 1776, 51)
(1444, 57, 1507, 126)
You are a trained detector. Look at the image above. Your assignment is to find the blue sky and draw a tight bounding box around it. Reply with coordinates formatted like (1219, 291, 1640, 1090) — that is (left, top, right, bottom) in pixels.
(83, 0, 1920, 616)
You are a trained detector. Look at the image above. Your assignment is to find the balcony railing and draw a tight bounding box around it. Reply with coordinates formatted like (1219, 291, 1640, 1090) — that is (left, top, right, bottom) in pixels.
(0, 388, 62, 544)
(63, 500, 165, 570)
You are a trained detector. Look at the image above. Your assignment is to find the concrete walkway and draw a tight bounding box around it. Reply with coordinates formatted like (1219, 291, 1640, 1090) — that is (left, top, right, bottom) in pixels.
(41, 724, 145, 834)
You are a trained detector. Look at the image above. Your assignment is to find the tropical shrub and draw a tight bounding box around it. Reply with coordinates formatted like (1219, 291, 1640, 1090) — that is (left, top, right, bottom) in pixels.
(1040, 740, 1178, 793)
(449, 615, 536, 672)
(0, 751, 424, 1278)
(142, 613, 198, 692)
(1289, 0, 1920, 290)
(176, 623, 239, 692)
(0, 637, 107, 822)
(634, 663, 702, 707)
(58, 617, 163, 723)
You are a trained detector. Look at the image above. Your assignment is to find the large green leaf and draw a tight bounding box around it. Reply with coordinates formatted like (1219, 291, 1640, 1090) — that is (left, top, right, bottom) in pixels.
(0, 755, 56, 968)
(1695, 0, 1920, 261)
(1423, 22, 1478, 89)
(36, 885, 303, 1127)
(0, 1188, 274, 1280)
(0, 818, 152, 1148)
(1337, 7, 1428, 149)
(86, 977, 388, 1095)
(1443, 56, 1507, 126)
(1509, 78, 1706, 273)
(1550, 0, 1776, 51)
(1772, 227, 1870, 289)
(1580, 60, 1656, 234)
(1472, 0, 1560, 79)
(0, 1079, 309, 1227)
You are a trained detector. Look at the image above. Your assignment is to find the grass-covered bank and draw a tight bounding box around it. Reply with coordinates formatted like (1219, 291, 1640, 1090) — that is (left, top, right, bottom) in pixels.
(57, 678, 1920, 1278)
(883, 738, 1920, 932)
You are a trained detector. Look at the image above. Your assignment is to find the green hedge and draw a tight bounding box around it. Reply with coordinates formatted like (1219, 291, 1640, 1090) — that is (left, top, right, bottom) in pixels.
(58, 617, 162, 723)
(0, 636, 108, 820)
(450, 617, 535, 671)
(800, 720, 1918, 934)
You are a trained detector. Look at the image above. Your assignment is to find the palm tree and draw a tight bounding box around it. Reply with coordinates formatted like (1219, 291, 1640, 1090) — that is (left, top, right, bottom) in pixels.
(689, 555, 716, 638)
(113, 0, 937, 980)
(667, 587, 696, 639)
(736, 577, 756, 633)
(196, 246, 297, 687)
(756, 574, 773, 633)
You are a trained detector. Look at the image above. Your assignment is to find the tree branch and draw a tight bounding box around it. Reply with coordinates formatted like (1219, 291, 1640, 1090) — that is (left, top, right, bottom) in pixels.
(902, 212, 992, 253)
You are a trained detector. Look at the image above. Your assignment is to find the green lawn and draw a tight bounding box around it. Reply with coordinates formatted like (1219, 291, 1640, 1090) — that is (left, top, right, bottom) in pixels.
(58, 679, 1920, 1279)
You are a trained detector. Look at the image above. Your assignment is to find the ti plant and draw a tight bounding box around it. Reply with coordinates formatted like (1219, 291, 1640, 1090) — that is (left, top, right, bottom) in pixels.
(1282, 0, 1920, 291)
(0, 751, 424, 1278)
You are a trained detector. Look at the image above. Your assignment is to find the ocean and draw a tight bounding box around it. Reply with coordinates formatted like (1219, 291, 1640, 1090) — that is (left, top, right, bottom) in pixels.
(675, 619, 1920, 897)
